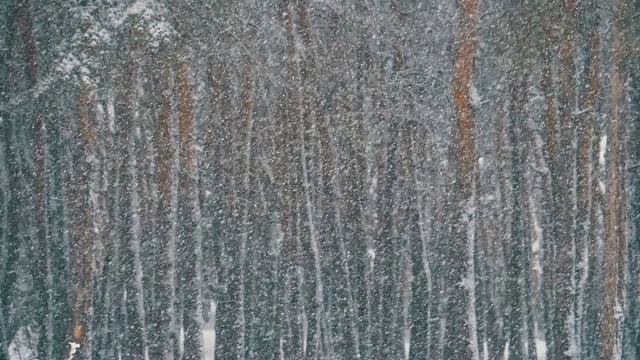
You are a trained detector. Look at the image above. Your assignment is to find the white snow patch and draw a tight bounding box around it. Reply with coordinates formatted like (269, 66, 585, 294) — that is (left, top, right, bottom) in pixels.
(535, 338, 547, 360)
(203, 300, 217, 359)
(531, 236, 540, 254)
(564, 342, 578, 357)
(369, 175, 378, 196)
(68, 342, 81, 360)
(460, 275, 473, 290)
(463, 197, 480, 360)
(566, 307, 578, 358)
(530, 191, 543, 259)
(404, 335, 410, 360)
(470, 82, 482, 106)
(203, 329, 216, 360)
(55, 54, 81, 77)
(367, 248, 376, 262)
(503, 340, 510, 360)
(7, 327, 37, 360)
(483, 339, 489, 360)
(478, 156, 485, 169)
(599, 135, 607, 167)
(107, 93, 116, 134)
(614, 299, 623, 319)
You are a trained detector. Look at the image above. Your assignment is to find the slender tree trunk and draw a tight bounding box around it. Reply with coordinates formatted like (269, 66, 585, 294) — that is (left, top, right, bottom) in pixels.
(232, 51, 255, 359)
(506, 71, 527, 359)
(410, 126, 434, 360)
(103, 90, 119, 360)
(212, 59, 238, 360)
(627, 62, 640, 359)
(296, 2, 330, 357)
(599, 0, 628, 356)
(67, 84, 97, 359)
(446, 0, 479, 358)
(0, 118, 22, 360)
(541, 16, 560, 356)
(492, 90, 509, 360)
(14, 1, 53, 358)
(148, 55, 177, 360)
(526, 109, 549, 360)
(176, 55, 204, 360)
(275, 1, 303, 357)
(14, 0, 37, 84)
(554, 3, 578, 358)
(577, 18, 600, 360)
(113, 36, 147, 359)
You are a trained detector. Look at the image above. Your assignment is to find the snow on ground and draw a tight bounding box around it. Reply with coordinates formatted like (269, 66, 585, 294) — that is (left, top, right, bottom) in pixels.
(8, 327, 36, 360)
(202, 329, 216, 360)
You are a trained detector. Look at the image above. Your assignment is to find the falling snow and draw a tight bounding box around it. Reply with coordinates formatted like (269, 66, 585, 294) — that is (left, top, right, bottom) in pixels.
(1, 0, 639, 360)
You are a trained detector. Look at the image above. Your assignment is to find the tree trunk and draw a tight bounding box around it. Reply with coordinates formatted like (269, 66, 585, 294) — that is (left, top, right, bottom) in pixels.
(148, 55, 177, 360)
(176, 55, 204, 360)
(67, 84, 97, 359)
(447, 0, 478, 358)
(577, 17, 600, 359)
(599, 0, 628, 356)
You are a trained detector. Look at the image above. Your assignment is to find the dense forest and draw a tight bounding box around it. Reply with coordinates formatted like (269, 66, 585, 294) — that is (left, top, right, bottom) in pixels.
(1, 0, 639, 359)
